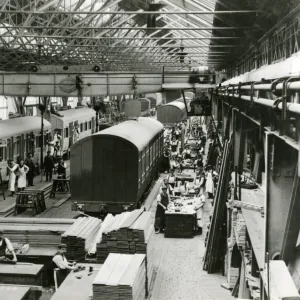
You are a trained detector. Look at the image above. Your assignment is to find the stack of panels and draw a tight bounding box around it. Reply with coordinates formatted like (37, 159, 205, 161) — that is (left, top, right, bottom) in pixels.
(61, 217, 102, 261)
(96, 210, 149, 263)
(0, 218, 74, 248)
(164, 213, 195, 238)
(93, 253, 146, 300)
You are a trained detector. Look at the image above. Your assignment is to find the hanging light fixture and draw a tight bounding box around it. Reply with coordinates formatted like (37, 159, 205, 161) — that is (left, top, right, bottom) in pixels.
(146, 1, 165, 28)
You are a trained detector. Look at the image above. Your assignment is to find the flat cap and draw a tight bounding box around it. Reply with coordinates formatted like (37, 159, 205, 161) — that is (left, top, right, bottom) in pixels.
(58, 243, 67, 249)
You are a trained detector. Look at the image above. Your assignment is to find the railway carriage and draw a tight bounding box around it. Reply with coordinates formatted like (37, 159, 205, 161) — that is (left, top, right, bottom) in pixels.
(46, 107, 96, 157)
(124, 99, 151, 118)
(145, 93, 163, 115)
(70, 117, 164, 214)
(0, 116, 51, 181)
(157, 97, 191, 126)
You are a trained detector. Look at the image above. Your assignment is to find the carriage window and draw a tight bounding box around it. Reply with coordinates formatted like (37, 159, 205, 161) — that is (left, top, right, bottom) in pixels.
(146, 147, 149, 171)
(80, 123, 83, 132)
(0, 146, 6, 160)
(35, 136, 40, 148)
(85, 122, 88, 131)
(65, 128, 69, 138)
(142, 151, 145, 181)
(138, 155, 142, 188)
(89, 121, 92, 130)
(150, 145, 153, 166)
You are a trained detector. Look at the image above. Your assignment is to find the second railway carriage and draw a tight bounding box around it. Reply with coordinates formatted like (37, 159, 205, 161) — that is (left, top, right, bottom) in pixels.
(145, 93, 163, 114)
(47, 107, 96, 157)
(124, 99, 151, 118)
(70, 117, 164, 214)
(157, 97, 191, 126)
(0, 116, 51, 181)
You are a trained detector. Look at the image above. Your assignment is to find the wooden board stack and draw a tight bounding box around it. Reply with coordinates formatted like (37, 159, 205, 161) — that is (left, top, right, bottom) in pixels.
(93, 253, 146, 300)
(61, 217, 102, 261)
(0, 218, 74, 248)
(96, 210, 153, 262)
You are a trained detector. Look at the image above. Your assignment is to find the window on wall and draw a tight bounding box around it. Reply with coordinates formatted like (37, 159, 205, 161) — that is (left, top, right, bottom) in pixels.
(80, 123, 83, 132)
(85, 122, 88, 131)
(89, 121, 92, 130)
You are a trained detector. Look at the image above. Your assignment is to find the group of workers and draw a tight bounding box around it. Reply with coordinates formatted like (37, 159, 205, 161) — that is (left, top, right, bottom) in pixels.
(155, 119, 219, 236)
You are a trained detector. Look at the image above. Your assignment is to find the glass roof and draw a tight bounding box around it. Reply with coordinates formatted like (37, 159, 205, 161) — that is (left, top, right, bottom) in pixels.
(0, 0, 247, 71)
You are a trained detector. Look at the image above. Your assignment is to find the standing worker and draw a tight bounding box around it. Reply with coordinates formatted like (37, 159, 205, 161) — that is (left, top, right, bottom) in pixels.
(0, 231, 17, 262)
(7, 160, 18, 197)
(154, 186, 169, 234)
(25, 153, 35, 187)
(17, 159, 29, 191)
(52, 243, 77, 287)
(44, 151, 54, 182)
(194, 193, 206, 235)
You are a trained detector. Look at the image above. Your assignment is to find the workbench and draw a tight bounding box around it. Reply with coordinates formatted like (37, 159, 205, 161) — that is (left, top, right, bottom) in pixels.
(10, 246, 57, 286)
(51, 263, 102, 300)
(0, 285, 31, 300)
(0, 263, 44, 300)
(165, 209, 196, 238)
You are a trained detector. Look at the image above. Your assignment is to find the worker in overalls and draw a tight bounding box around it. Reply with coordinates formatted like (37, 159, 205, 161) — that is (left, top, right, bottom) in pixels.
(0, 231, 17, 262)
(154, 186, 169, 234)
(52, 243, 77, 287)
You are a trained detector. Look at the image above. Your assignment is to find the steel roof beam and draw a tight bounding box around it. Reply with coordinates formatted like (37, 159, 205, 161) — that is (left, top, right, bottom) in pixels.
(0, 25, 253, 30)
(0, 10, 259, 14)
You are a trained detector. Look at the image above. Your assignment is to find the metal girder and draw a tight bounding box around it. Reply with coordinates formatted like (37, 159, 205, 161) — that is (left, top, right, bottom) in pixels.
(0, 72, 216, 97)
(0, 26, 254, 30)
(0, 10, 259, 15)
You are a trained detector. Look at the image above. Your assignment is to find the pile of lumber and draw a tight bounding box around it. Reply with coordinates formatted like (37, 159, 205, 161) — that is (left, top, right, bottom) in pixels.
(94, 210, 154, 295)
(95, 210, 153, 262)
(0, 218, 74, 248)
(61, 217, 102, 261)
(93, 253, 146, 300)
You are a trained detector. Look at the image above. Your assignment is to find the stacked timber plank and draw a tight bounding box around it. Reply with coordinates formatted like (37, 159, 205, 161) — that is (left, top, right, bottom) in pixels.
(0, 218, 74, 248)
(61, 217, 102, 261)
(94, 210, 154, 296)
(93, 253, 146, 300)
(95, 210, 153, 262)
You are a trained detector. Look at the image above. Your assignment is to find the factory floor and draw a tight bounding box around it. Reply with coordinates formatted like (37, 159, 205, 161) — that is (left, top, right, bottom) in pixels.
(0, 162, 70, 218)
(147, 181, 235, 300)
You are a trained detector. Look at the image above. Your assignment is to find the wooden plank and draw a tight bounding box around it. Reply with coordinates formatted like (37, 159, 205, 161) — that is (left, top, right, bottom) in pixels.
(106, 254, 133, 286)
(120, 210, 144, 229)
(53, 196, 71, 208)
(93, 254, 121, 285)
(118, 254, 145, 286)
